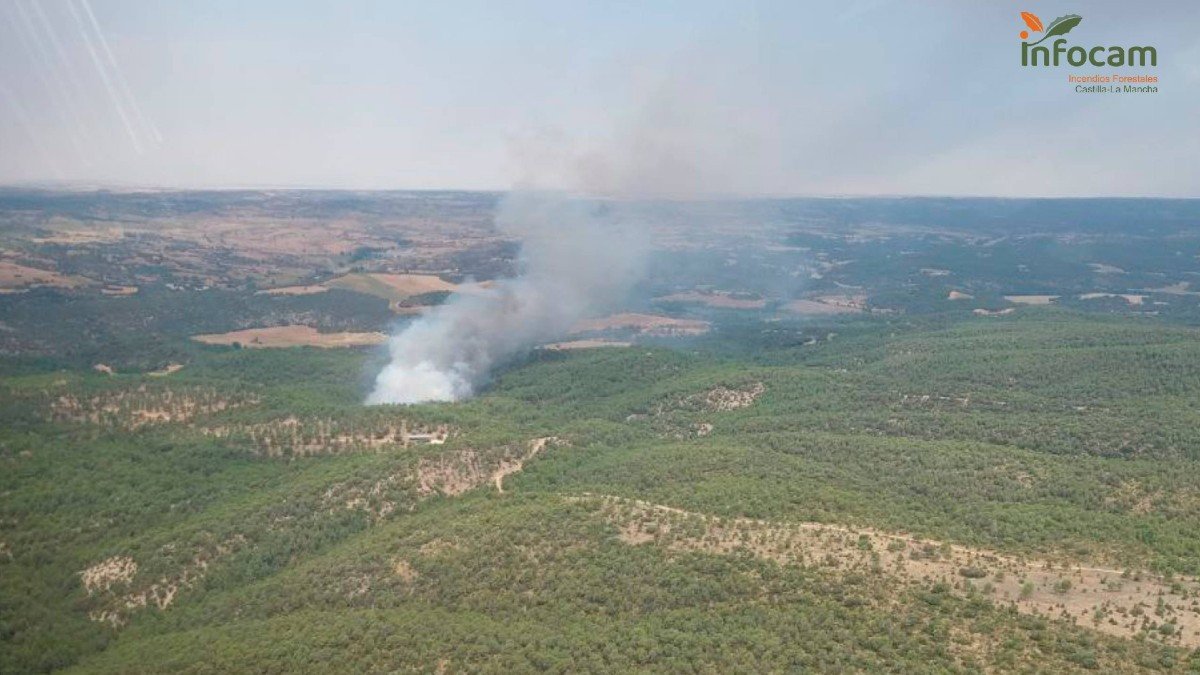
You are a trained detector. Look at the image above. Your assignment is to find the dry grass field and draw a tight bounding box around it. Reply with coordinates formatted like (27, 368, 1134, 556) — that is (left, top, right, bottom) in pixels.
(0, 261, 90, 291)
(570, 312, 711, 336)
(192, 325, 386, 348)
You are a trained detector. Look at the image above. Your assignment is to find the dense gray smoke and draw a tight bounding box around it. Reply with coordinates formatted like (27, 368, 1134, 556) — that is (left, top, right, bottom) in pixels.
(366, 193, 647, 404)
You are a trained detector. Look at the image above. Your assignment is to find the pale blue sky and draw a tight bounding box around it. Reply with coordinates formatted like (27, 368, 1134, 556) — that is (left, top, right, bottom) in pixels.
(1, 1, 1197, 195)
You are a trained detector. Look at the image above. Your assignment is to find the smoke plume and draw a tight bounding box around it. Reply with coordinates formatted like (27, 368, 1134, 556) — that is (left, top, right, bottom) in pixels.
(366, 193, 648, 404)
(365, 48, 753, 405)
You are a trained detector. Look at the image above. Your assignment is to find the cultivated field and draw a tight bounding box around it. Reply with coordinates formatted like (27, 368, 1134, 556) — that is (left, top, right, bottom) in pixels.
(570, 312, 711, 336)
(192, 325, 386, 348)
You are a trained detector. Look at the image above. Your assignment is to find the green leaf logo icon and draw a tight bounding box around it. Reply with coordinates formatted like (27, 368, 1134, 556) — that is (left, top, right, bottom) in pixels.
(1027, 14, 1082, 46)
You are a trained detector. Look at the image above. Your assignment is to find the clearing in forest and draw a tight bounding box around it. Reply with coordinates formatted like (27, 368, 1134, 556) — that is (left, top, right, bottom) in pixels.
(255, 285, 329, 296)
(325, 273, 491, 301)
(570, 312, 710, 336)
(1005, 295, 1059, 305)
(655, 290, 766, 309)
(541, 339, 632, 350)
(1079, 293, 1146, 305)
(192, 325, 386, 348)
(784, 297, 863, 315)
(0, 261, 91, 291)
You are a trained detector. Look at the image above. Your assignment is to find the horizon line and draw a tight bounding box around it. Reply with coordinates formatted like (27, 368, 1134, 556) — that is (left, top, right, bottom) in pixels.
(1, 182, 1198, 201)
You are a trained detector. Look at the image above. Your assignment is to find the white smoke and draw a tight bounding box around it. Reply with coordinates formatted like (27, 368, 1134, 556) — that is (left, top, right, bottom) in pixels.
(366, 193, 648, 404)
(365, 47, 757, 405)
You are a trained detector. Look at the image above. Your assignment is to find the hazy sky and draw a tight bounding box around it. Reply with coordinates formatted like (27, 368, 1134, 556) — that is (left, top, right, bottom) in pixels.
(1, 1, 1197, 196)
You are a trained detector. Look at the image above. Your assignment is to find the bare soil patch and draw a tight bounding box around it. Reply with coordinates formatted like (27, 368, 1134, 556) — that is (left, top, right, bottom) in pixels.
(326, 273, 469, 301)
(1005, 295, 1059, 305)
(493, 437, 555, 493)
(147, 363, 184, 377)
(256, 285, 329, 296)
(1080, 293, 1145, 305)
(100, 285, 139, 296)
(542, 339, 632, 350)
(689, 382, 765, 412)
(656, 290, 766, 309)
(417, 437, 558, 497)
(1142, 282, 1200, 296)
(49, 386, 256, 429)
(947, 290, 973, 300)
(82, 536, 245, 627)
(390, 304, 429, 316)
(392, 559, 418, 583)
(0, 261, 90, 291)
(571, 313, 710, 336)
(322, 471, 408, 521)
(634, 383, 764, 438)
(591, 495, 1200, 648)
(202, 418, 452, 457)
(31, 227, 125, 245)
(319, 438, 552, 525)
(80, 556, 138, 595)
(192, 325, 386, 348)
(370, 273, 466, 295)
(785, 297, 863, 315)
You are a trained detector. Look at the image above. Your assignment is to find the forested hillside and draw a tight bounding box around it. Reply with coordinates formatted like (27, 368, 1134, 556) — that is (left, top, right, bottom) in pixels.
(5, 310, 1200, 672)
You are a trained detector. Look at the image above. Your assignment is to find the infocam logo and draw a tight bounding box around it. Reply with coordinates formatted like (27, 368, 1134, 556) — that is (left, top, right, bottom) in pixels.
(1018, 12, 1156, 67)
